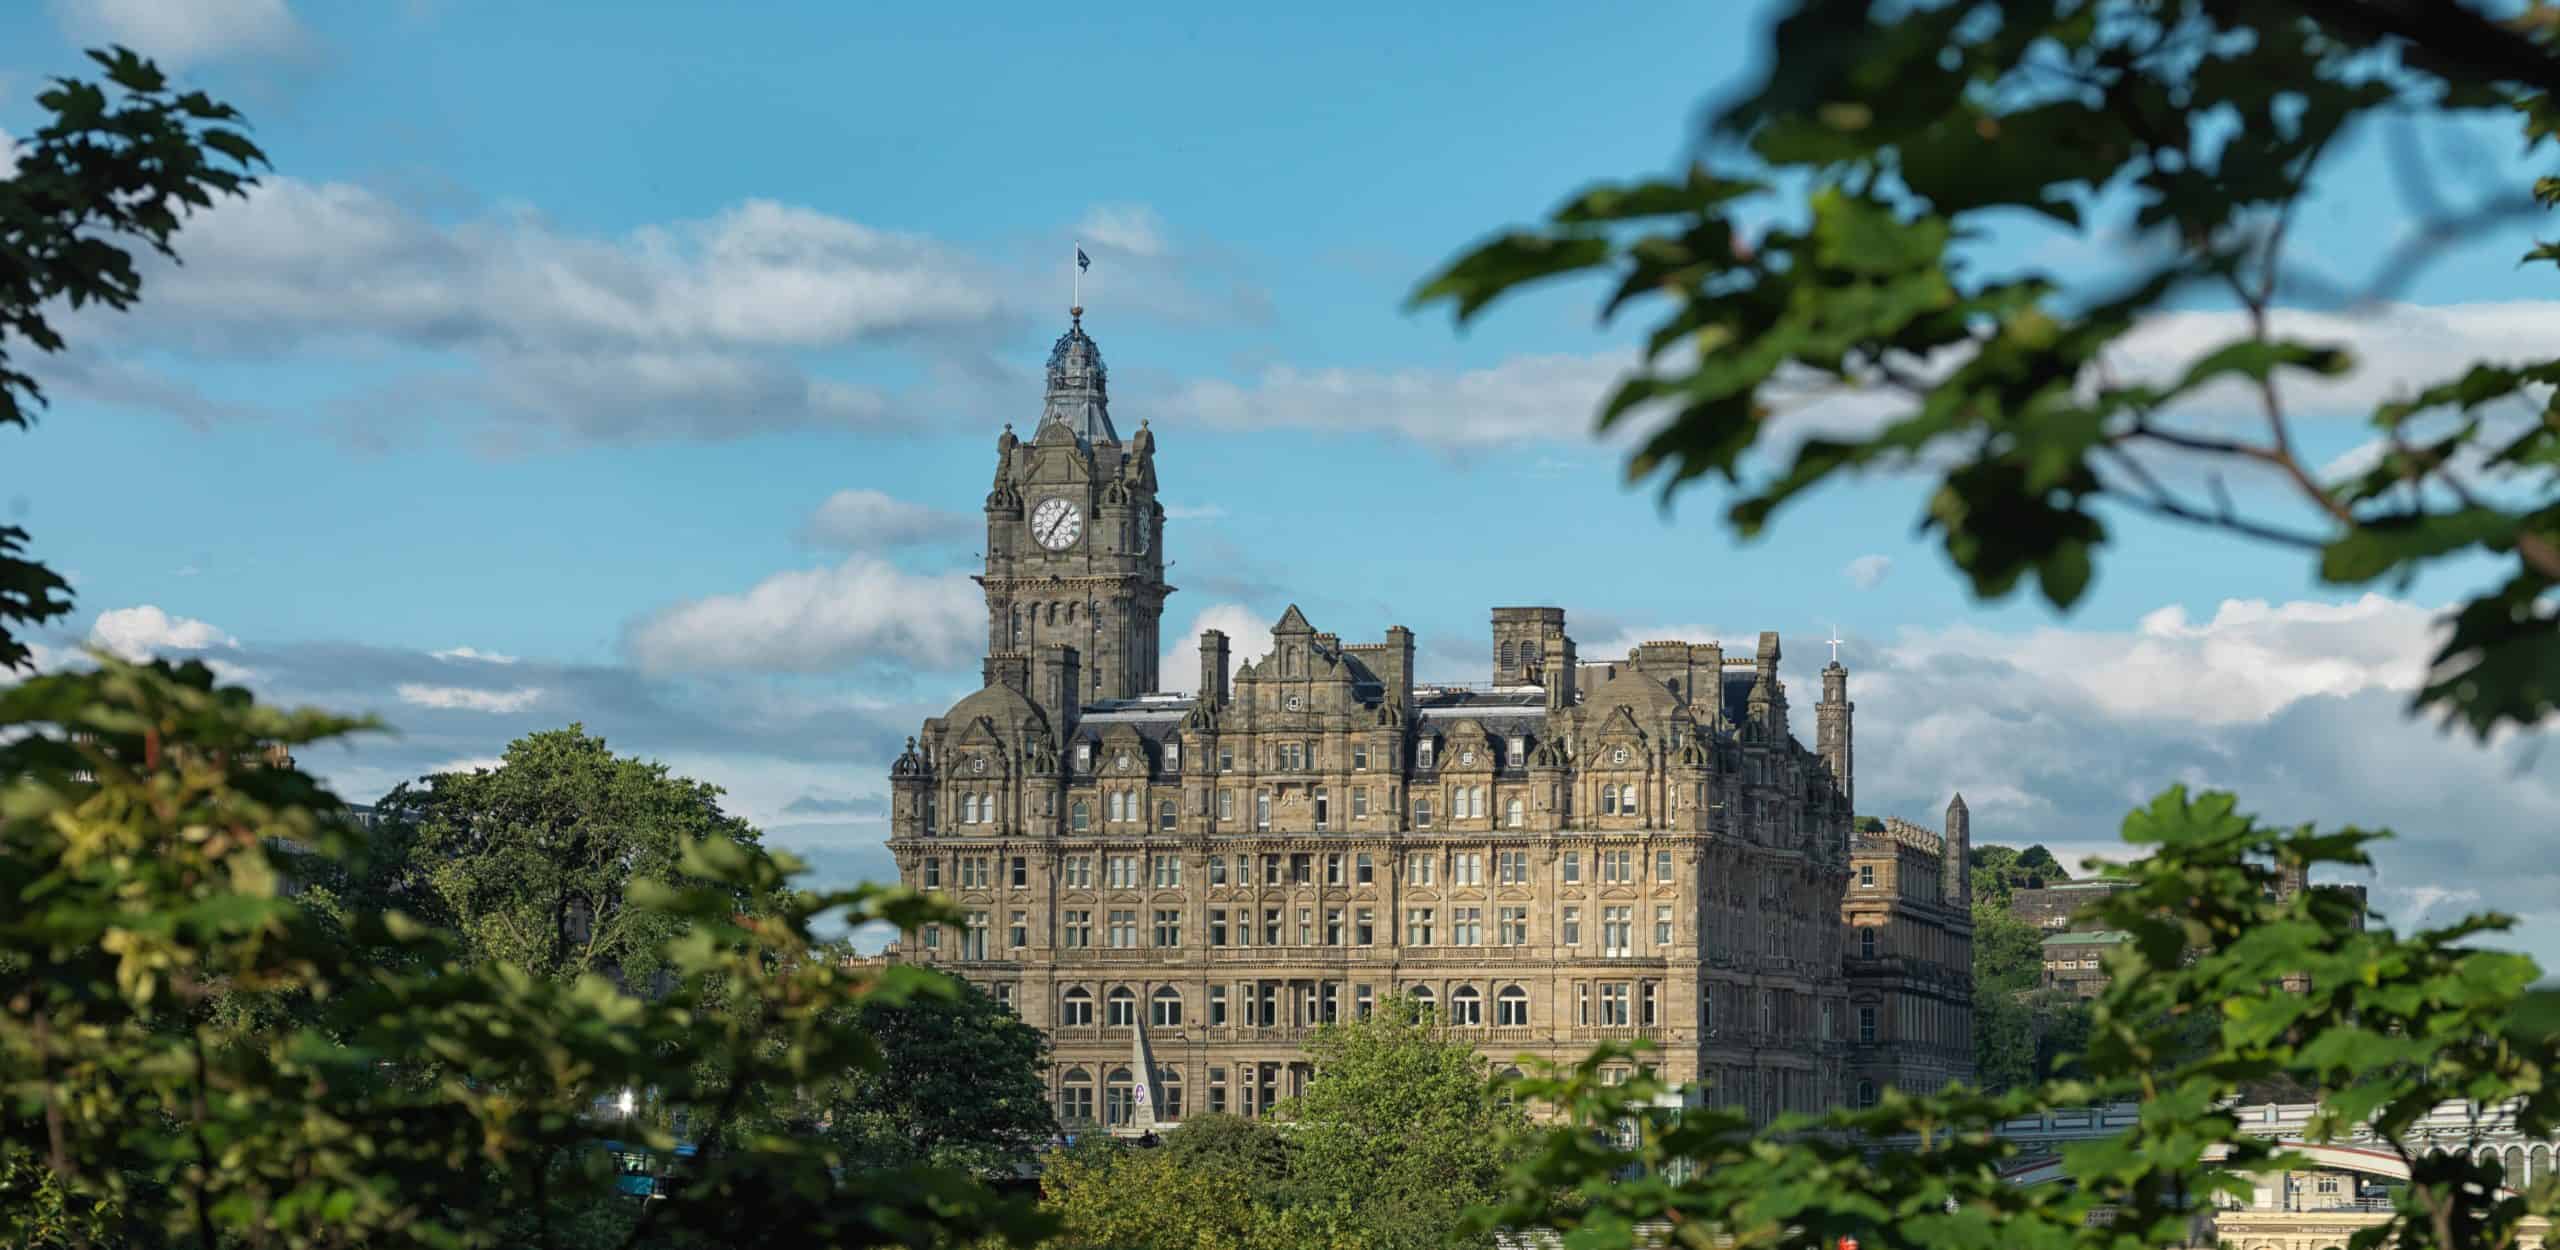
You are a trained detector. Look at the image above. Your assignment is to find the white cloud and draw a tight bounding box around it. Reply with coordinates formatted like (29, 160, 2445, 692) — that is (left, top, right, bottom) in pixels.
(1159, 603, 1270, 698)
(426, 756, 505, 775)
(623, 556, 983, 675)
(1824, 594, 2559, 964)
(1163, 352, 1642, 451)
(1162, 502, 1227, 522)
(1572, 623, 1736, 667)
(431, 646, 518, 664)
(0, 127, 18, 181)
(1844, 554, 1893, 590)
(395, 683, 545, 714)
(798, 489, 976, 551)
(1077, 205, 1171, 259)
(86, 605, 236, 661)
(44, 181, 1003, 443)
(49, 0, 308, 67)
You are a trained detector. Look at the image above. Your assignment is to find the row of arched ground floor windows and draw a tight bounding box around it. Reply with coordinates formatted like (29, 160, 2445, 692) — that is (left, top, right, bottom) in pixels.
(1056, 1059, 1536, 1127)
(2426, 1142, 2553, 1187)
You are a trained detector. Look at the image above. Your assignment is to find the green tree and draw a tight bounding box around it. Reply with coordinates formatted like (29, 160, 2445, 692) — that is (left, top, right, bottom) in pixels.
(1967, 843, 2071, 909)
(1413, 0, 2560, 741)
(1276, 997, 1531, 1250)
(1039, 1136, 1271, 1250)
(819, 979, 1059, 1175)
(0, 50, 263, 672)
(1473, 788, 2559, 1250)
(373, 724, 767, 986)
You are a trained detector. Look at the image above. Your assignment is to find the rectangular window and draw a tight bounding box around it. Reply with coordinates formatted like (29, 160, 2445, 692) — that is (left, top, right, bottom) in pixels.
(1353, 744, 1368, 770)
(1859, 1005, 1878, 1044)
(1499, 906, 1528, 945)
(1562, 851, 1581, 884)
(1291, 853, 1312, 885)
(1603, 906, 1632, 957)
(1063, 856, 1091, 889)
(1326, 908, 1344, 945)
(1352, 787, 1369, 819)
(1858, 864, 1875, 887)
(1219, 790, 1235, 821)
(1108, 910, 1139, 948)
(1256, 792, 1272, 830)
(1600, 982, 1631, 1026)
(1297, 908, 1313, 945)
(1452, 852, 1482, 886)
(1326, 853, 1344, 885)
(1011, 856, 1029, 887)
(1077, 743, 1092, 771)
(1417, 741, 1435, 769)
(1263, 908, 1281, 946)
(1218, 746, 1233, 772)
(1406, 907, 1435, 946)
(1063, 910, 1091, 948)
(1355, 984, 1375, 1019)
(1655, 905, 1673, 948)
(961, 911, 988, 959)
(1602, 850, 1632, 884)
(1575, 981, 1589, 1026)
(1010, 910, 1028, 948)
(1654, 850, 1674, 882)
(1314, 787, 1329, 830)
(1155, 908, 1182, 947)
(1452, 906, 1482, 946)
(1497, 850, 1528, 884)
(1562, 905, 1581, 947)
(1209, 855, 1228, 886)
(1262, 854, 1282, 886)
(1210, 908, 1229, 947)
(1356, 852, 1374, 886)
(1355, 908, 1375, 945)
(1153, 854, 1183, 888)
(1209, 988, 1228, 1027)
(1413, 797, 1434, 828)
(1508, 735, 1527, 766)
(1406, 853, 1435, 886)
(923, 859, 942, 890)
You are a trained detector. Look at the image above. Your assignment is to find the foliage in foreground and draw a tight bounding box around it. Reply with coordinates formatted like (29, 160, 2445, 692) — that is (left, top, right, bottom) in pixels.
(1415, 0, 2560, 740)
(1039, 999, 1529, 1250)
(0, 656, 1051, 1249)
(1480, 788, 2560, 1250)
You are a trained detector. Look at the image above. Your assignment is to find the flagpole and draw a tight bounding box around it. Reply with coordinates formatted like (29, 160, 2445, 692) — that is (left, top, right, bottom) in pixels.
(1072, 240, 1081, 314)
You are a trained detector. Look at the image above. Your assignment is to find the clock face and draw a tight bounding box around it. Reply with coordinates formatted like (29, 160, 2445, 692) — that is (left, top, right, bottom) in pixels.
(1613, 747, 1630, 765)
(1133, 518, 1150, 554)
(1031, 497, 1084, 550)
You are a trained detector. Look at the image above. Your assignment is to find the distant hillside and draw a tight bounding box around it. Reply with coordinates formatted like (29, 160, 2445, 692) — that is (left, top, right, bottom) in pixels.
(1967, 842, 2072, 909)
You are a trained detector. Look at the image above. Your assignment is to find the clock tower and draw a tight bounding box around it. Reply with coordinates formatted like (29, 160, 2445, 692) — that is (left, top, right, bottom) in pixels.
(979, 310, 1170, 701)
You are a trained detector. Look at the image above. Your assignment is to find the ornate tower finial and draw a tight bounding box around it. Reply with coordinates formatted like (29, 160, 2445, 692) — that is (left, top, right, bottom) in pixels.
(1039, 314, 1117, 446)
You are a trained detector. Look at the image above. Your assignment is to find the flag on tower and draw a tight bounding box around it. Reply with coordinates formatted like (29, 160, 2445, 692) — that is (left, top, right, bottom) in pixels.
(1076, 246, 1091, 272)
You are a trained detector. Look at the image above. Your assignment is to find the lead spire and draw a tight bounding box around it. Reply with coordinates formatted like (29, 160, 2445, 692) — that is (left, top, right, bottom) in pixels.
(1039, 305, 1117, 446)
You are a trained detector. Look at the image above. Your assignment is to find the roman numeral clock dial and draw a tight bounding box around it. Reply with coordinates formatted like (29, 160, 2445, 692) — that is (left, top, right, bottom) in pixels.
(1031, 497, 1083, 551)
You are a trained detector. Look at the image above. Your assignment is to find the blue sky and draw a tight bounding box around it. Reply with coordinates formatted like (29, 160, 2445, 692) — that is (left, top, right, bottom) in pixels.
(2, 0, 2554, 962)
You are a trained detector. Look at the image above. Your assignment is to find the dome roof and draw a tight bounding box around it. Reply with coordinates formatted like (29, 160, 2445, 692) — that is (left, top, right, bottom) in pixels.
(944, 680, 1047, 737)
(1038, 313, 1119, 445)
(1584, 665, 1680, 718)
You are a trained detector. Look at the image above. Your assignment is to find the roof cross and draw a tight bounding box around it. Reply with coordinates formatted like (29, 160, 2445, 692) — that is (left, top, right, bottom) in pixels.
(1827, 625, 1845, 664)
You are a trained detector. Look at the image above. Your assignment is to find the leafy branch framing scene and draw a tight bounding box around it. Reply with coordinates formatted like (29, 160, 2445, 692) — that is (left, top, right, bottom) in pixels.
(1, 3, 2555, 1249)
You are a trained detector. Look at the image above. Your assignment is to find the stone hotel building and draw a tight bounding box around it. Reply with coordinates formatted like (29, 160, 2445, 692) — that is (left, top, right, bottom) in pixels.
(888, 313, 1974, 1129)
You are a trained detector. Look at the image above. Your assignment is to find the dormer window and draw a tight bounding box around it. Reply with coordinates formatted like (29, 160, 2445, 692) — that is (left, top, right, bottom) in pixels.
(1076, 743, 1092, 771)
(1165, 741, 1180, 772)
(1508, 736, 1526, 767)
(1417, 740, 1436, 770)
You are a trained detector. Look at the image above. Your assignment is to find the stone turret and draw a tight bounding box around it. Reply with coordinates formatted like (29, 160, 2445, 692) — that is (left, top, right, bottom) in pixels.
(1748, 631, 1787, 739)
(1198, 629, 1231, 706)
(1817, 660, 1853, 814)
(1943, 793, 1971, 908)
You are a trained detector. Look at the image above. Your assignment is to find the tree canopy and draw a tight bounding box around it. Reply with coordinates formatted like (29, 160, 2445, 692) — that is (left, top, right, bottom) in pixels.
(373, 724, 768, 987)
(1413, 0, 2560, 740)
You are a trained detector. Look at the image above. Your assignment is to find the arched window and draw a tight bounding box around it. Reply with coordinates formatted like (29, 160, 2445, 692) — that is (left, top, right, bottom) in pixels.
(2532, 1144, 2551, 1186)
(1107, 987, 1136, 1028)
(1505, 797, 1524, 829)
(2506, 1146, 2528, 1185)
(1859, 927, 1877, 959)
(1104, 1066, 1135, 1126)
(1061, 988, 1093, 1026)
(1620, 784, 1639, 813)
(1496, 985, 1530, 1026)
(1602, 787, 1618, 816)
(1856, 1080, 1877, 1108)
(1408, 986, 1436, 1016)
(1159, 798, 1177, 831)
(1151, 986, 1184, 1028)
(1070, 799, 1090, 832)
(1449, 985, 1483, 1027)
(1500, 641, 1516, 670)
(1060, 1066, 1095, 1125)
